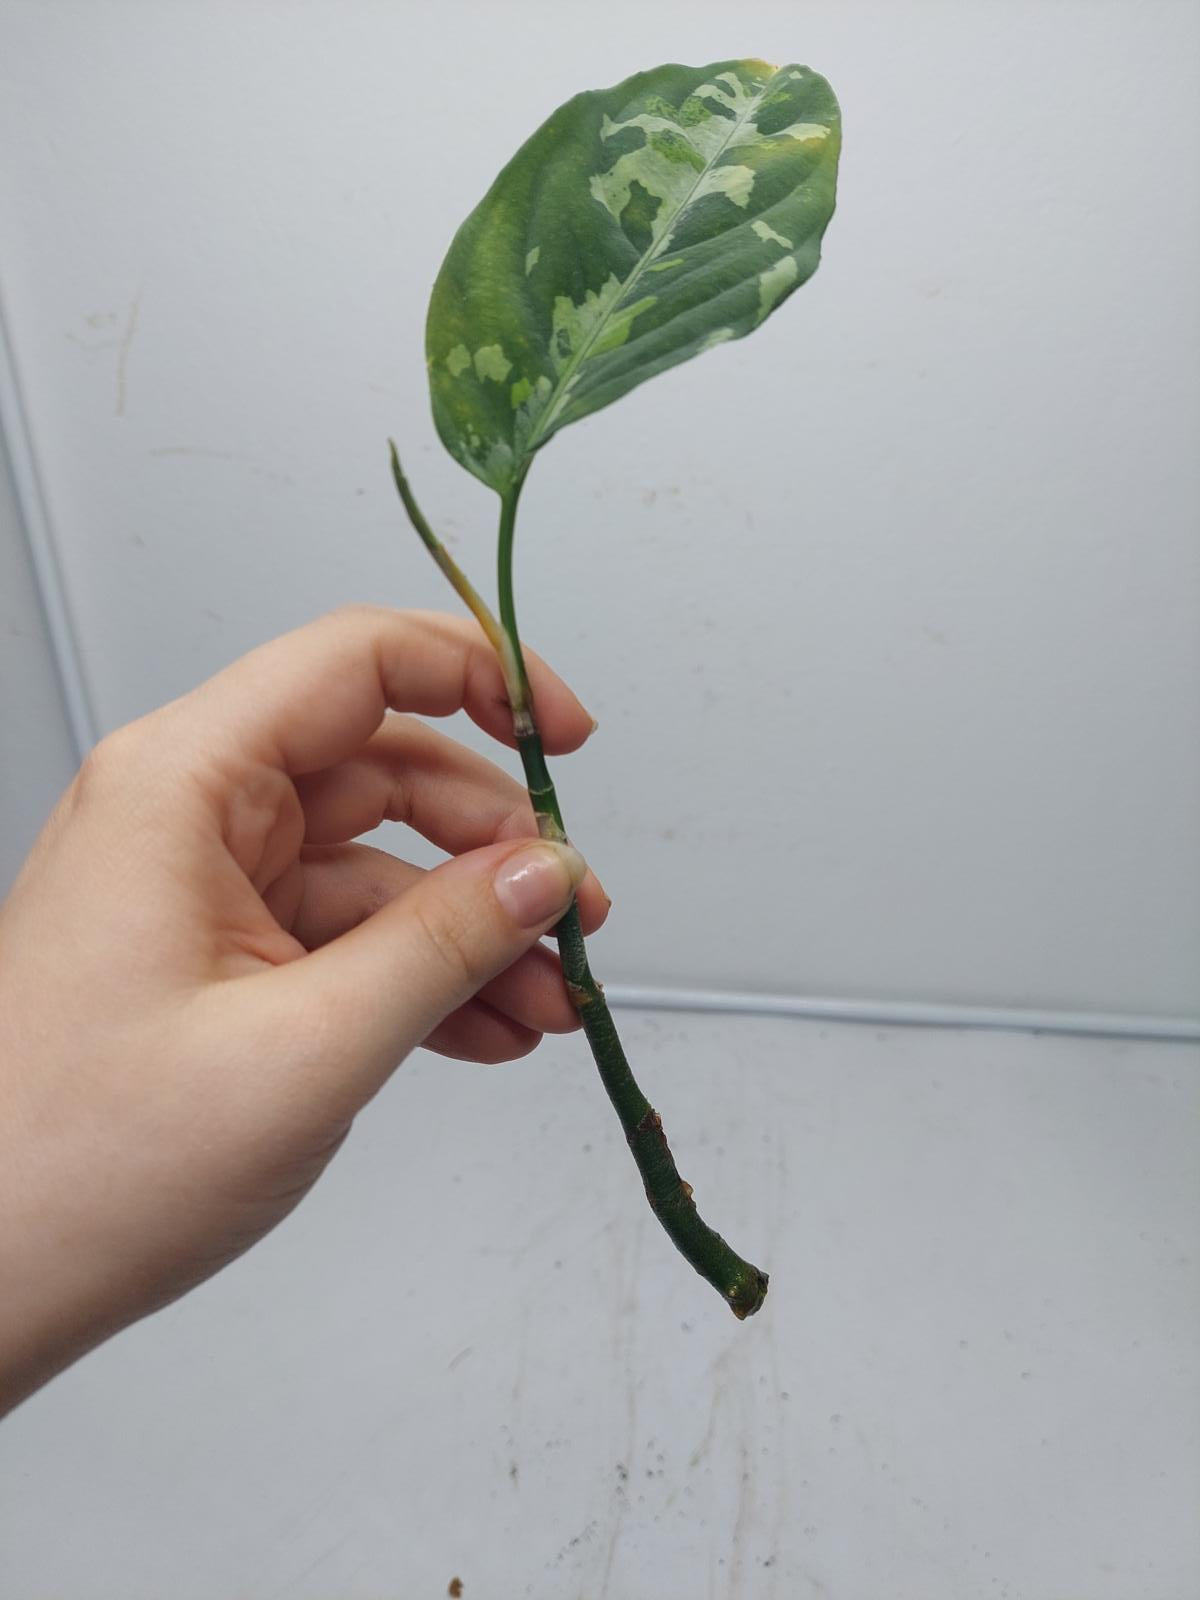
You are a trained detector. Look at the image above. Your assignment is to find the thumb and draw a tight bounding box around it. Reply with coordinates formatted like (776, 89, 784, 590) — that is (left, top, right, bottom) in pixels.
(256, 837, 587, 1107)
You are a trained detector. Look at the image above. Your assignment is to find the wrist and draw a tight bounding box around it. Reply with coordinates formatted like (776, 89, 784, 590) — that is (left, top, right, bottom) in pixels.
(0, 1072, 129, 1416)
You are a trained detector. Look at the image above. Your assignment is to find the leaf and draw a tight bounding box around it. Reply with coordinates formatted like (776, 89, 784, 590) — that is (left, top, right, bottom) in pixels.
(426, 59, 841, 494)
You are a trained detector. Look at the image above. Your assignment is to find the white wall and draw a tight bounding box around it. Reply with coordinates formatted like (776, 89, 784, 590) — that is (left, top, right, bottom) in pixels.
(1, 0, 1197, 1018)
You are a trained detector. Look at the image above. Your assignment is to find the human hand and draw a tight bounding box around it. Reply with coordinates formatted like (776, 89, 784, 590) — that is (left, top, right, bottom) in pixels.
(0, 607, 607, 1414)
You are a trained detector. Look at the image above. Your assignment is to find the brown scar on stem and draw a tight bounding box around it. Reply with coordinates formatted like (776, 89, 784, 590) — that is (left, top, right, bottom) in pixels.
(632, 1108, 698, 1210)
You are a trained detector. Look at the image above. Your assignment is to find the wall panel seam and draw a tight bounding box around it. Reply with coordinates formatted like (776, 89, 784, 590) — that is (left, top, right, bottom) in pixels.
(0, 288, 97, 760)
(606, 984, 1200, 1042)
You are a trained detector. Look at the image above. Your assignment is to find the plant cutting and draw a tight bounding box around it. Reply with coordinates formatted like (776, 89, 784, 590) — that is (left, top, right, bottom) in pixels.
(391, 58, 840, 1318)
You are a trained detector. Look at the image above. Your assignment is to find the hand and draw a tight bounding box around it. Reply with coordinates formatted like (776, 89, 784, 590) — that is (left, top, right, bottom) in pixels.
(0, 607, 607, 1414)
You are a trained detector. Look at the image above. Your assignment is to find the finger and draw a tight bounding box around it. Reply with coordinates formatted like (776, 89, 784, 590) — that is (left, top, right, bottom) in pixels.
(281, 843, 589, 1032)
(292, 716, 609, 928)
(295, 715, 534, 851)
(175, 607, 595, 776)
(421, 998, 542, 1064)
(242, 836, 590, 1118)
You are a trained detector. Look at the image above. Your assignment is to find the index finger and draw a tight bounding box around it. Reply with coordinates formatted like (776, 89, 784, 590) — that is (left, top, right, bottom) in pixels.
(180, 607, 595, 774)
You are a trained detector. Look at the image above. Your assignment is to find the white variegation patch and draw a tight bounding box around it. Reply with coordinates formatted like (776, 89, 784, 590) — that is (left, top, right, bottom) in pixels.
(473, 344, 512, 382)
(525, 246, 540, 275)
(446, 344, 471, 377)
(757, 255, 798, 320)
(751, 219, 794, 249)
(698, 326, 735, 352)
(698, 163, 754, 209)
(550, 276, 656, 375)
(590, 72, 773, 246)
(592, 294, 655, 355)
(551, 277, 623, 373)
(482, 439, 514, 482)
(597, 110, 676, 143)
(590, 144, 700, 247)
(697, 70, 767, 116)
(771, 122, 831, 144)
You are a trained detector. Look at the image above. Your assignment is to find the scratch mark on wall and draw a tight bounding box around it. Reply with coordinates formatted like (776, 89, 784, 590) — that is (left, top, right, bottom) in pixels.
(258, 1528, 354, 1600)
(114, 290, 141, 416)
(146, 445, 295, 486)
(688, 1383, 721, 1472)
(503, 1297, 530, 1493)
(596, 1211, 645, 1598)
(728, 1435, 753, 1599)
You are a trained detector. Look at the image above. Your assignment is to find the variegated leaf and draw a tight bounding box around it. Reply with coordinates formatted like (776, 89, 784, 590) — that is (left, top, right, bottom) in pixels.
(426, 58, 841, 494)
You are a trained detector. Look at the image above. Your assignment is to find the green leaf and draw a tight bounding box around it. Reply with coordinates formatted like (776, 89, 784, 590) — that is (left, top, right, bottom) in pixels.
(426, 59, 841, 494)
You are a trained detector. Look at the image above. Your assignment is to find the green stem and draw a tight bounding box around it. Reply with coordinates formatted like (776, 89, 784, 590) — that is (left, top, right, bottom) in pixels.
(391, 449, 767, 1319)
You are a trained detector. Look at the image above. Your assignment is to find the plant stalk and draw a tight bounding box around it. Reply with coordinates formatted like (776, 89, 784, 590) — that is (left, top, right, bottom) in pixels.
(391, 447, 767, 1319)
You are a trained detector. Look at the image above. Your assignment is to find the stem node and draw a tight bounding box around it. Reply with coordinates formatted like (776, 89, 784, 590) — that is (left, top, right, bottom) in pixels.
(565, 980, 593, 1010)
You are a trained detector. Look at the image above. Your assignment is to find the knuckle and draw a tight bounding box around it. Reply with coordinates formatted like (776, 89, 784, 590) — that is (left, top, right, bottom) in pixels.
(410, 897, 486, 993)
(72, 723, 146, 799)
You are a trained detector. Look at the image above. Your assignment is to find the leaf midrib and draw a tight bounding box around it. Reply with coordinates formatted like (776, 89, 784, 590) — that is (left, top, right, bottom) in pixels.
(525, 68, 780, 456)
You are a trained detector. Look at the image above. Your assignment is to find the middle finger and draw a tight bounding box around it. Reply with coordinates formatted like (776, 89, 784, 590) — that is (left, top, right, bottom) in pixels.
(297, 712, 559, 850)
